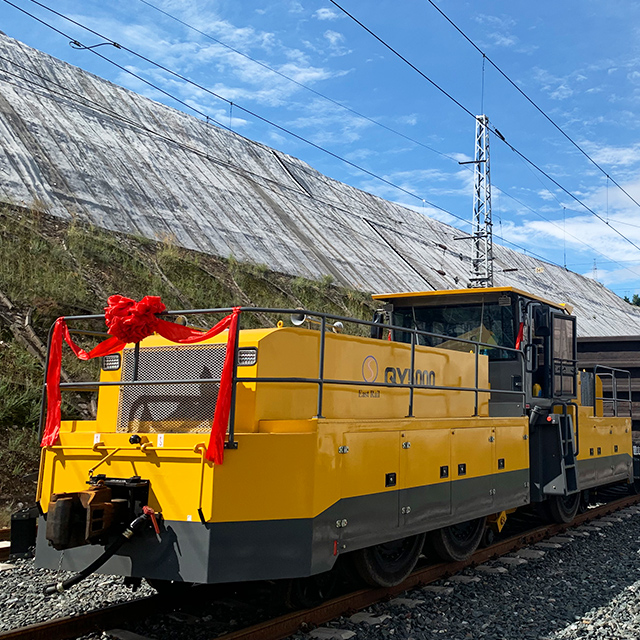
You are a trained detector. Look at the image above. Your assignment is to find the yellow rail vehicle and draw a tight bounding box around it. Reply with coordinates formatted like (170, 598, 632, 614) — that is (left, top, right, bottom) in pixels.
(35, 287, 634, 591)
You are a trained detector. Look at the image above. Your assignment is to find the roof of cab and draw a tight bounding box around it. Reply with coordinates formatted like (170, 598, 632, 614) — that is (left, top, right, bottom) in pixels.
(372, 286, 570, 312)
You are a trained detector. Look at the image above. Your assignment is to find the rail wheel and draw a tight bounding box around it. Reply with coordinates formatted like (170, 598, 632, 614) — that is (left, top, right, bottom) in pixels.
(428, 517, 486, 562)
(284, 572, 339, 609)
(547, 493, 580, 524)
(578, 489, 591, 513)
(480, 526, 495, 548)
(353, 533, 426, 587)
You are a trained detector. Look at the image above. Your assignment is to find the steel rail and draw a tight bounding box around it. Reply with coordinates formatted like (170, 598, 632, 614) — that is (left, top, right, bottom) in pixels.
(0, 494, 638, 640)
(218, 493, 640, 640)
(0, 594, 168, 640)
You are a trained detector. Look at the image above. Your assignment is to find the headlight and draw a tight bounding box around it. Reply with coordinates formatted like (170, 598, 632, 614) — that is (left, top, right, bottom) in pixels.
(237, 348, 257, 366)
(101, 353, 122, 371)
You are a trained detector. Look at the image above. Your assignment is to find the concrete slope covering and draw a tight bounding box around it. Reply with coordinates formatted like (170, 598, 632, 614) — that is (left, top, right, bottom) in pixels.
(0, 32, 638, 337)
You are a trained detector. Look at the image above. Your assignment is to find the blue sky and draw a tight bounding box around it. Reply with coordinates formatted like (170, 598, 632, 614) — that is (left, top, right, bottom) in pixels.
(3, 0, 640, 297)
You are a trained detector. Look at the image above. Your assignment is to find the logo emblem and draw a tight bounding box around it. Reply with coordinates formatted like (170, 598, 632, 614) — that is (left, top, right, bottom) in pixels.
(362, 356, 378, 383)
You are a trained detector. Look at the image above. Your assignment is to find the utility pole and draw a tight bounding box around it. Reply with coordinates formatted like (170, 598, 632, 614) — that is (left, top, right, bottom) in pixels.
(469, 114, 493, 288)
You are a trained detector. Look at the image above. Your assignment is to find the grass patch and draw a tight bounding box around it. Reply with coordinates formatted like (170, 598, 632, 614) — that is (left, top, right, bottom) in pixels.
(0, 204, 378, 511)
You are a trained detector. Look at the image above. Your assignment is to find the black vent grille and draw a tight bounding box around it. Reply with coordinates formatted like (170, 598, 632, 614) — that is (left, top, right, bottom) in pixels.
(117, 344, 226, 434)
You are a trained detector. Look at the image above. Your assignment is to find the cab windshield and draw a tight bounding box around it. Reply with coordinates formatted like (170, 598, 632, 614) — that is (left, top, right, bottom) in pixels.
(392, 301, 516, 361)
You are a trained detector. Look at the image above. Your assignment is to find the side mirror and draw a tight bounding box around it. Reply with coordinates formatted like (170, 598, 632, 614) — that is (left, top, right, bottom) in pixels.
(534, 307, 550, 337)
(370, 311, 385, 340)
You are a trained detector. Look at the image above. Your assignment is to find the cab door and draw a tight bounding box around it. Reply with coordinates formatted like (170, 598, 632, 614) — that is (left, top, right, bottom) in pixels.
(551, 312, 577, 400)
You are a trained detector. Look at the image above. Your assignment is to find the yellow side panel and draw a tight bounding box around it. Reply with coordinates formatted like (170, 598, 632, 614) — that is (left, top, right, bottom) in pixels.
(576, 411, 631, 460)
(612, 422, 632, 456)
(341, 430, 400, 498)
(211, 433, 319, 522)
(451, 425, 494, 479)
(400, 427, 450, 489)
(253, 328, 489, 425)
(495, 424, 529, 472)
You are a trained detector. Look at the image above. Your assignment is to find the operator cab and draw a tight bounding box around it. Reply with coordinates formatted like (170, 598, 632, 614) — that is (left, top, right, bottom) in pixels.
(372, 287, 577, 417)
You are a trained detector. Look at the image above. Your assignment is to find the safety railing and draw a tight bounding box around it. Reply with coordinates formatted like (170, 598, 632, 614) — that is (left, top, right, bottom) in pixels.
(592, 364, 632, 418)
(38, 306, 528, 451)
(552, 357, 578, 398)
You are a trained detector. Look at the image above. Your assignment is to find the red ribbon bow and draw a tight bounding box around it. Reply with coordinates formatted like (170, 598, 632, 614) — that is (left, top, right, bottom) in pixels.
(41, 295, 241, 464)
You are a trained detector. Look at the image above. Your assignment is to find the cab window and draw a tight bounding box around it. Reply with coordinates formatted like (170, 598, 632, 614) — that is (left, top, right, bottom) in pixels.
(392, 302, 516, 361)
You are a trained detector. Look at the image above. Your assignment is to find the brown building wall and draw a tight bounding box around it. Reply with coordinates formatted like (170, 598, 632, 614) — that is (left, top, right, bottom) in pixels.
(577, 336, 640, 430)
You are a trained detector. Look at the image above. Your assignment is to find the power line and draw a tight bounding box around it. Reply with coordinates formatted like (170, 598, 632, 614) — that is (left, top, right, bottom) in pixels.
(328, 0, 640, 255)
(15, 0, 611, 269)
(4, 0, 638, 279)
(499, 150, 640, 282)
(6, 0, 617, 266)
(327, 0, 475, 120)
(1, 0, 459, 222)
(501, 138, 640, 254)
(424, 0, 640, 213)
(134, 0, 462, 167)
(0, 55, 469, 258)
(0, 51, 570, 273)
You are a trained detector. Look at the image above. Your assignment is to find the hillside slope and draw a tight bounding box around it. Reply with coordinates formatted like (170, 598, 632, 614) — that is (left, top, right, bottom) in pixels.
(0, 204, 375, 522)
(0, 32, 638, 337)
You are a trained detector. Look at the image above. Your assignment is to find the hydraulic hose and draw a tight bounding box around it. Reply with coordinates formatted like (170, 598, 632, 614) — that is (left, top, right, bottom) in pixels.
(43, 509, 153, 596)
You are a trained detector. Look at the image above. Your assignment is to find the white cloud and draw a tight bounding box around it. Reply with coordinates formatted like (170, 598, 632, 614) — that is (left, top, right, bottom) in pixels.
(397, 114, 418, 126)
(474, 13, 519, 49)
(487, 33, 517, 48)
(549, 84, 574, 100)
(579, 141, 640, 168)
(324, 30, 344, 46)
(537, 189, 556, 201)
(474, 14, 516, 30)
(314, 8, 341, 21)
(322, 30, 351, 57)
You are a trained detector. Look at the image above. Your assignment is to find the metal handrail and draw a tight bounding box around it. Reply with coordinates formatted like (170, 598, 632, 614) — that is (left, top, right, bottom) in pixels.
(552, 357, 578, 398)
(39, 306, 527, 446)
(592, 364, 632, 418)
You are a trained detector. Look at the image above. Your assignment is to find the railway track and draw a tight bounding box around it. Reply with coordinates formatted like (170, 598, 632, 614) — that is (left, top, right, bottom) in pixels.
(1, 493, 639, 640)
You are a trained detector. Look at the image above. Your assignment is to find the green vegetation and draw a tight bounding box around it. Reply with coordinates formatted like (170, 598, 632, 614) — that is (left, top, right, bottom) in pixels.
(0, 204, 376, 524)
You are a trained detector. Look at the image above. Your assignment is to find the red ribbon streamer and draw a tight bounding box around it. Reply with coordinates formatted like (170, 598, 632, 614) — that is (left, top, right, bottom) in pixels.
(515, 322, 525, 350)
(42, 295, 241, 465)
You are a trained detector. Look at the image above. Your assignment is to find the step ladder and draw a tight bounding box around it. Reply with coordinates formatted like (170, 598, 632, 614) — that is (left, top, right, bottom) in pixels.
(558, 414, 578, 495)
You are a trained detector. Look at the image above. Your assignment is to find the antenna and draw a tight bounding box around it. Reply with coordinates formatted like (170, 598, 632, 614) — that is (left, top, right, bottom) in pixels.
(469, 115, 493, 287)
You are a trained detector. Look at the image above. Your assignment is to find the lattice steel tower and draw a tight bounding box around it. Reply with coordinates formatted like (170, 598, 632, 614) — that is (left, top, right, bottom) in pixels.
(470, 115, 493, 288)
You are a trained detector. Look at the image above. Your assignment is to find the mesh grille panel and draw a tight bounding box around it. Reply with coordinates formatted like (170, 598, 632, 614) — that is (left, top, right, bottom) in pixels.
(117, 344, 226, 433)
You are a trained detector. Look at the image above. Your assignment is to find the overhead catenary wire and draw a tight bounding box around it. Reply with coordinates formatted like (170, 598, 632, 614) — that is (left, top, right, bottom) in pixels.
(328, 0, 640, 256)
(0, 54, 470, 256)
(127, 0, 640, 284)
(423, 0, 640, 214)
(0, 50, 576, 275)
(2, 0, 456, 220)
(133, 0, 462, 167)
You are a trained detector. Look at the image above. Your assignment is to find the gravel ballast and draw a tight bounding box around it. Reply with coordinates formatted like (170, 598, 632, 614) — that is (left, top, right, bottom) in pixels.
(296, 506, 640, 640)
(1, 506, 640, 639)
